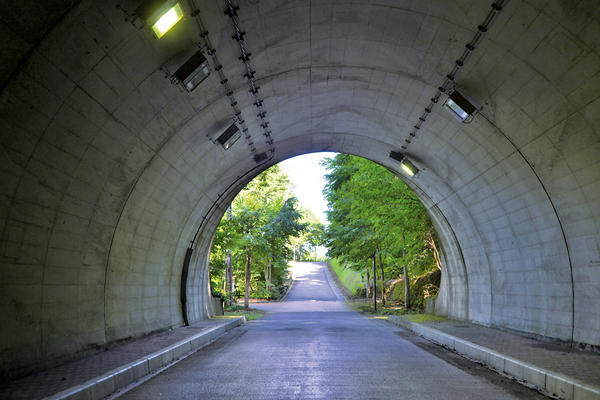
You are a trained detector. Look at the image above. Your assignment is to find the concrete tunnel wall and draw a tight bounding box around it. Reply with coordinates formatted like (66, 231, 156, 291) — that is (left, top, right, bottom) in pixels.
(1, 0, 599, 377)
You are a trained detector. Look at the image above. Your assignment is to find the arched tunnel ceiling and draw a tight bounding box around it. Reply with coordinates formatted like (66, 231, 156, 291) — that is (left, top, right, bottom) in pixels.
(0, 0, 599, 376)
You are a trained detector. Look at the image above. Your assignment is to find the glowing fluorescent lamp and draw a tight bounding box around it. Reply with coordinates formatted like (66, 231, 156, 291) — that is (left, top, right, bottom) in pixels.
(135, 0, 184, 39)
(152, 4, 183, 38)
(389, 151, 419, 177)
(443, 90, 477, 123)
(401, 161, 418, 176)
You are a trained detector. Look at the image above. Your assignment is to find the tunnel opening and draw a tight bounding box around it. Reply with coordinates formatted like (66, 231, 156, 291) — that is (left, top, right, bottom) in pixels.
(200, 152, 456, 320)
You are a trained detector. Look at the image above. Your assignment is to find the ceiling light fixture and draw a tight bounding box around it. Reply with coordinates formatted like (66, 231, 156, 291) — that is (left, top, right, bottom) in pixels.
(389, 151, 419, 177)
(135, 0, 184, 38)
(216, 123, 241, 150)
(389, 151, 404, 163)
(172, 50, 211, 92)
(399, 1, 507, 151)
(443, 89, 477, 123)
(401, 159, 419, 177)
(253, 152, 268, 163)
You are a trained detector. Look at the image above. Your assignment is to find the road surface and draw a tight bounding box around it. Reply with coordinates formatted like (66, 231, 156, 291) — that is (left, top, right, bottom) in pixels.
(113, 262, 549, 399)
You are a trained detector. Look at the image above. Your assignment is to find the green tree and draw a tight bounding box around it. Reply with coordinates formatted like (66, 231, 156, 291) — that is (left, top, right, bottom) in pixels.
(322, 154, 441, 307)
(210, 164, 306, 309)
(291, 208, 325, 261)
(263, 197, 306, 283)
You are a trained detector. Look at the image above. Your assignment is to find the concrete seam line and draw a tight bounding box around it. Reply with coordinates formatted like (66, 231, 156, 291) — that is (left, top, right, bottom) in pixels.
(545, 373, 576, 400)
(42, 318, 245, 400)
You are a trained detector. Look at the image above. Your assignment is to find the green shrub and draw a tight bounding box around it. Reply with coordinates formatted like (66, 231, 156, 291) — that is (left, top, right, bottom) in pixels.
(250, 281, 282, 300)
(388, 269, 441, 309)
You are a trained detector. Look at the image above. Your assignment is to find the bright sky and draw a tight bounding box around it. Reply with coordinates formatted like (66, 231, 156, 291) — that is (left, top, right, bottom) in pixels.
(279, 152, 337, 224)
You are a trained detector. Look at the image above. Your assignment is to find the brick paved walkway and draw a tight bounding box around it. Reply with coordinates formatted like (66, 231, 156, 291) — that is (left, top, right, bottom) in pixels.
(0, 319, 233, 400)
(425, 319, 600, 388)
(390, 316, 600, 399)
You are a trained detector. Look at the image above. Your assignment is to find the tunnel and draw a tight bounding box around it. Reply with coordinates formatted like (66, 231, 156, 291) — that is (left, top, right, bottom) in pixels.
(1, 0, 599, 378)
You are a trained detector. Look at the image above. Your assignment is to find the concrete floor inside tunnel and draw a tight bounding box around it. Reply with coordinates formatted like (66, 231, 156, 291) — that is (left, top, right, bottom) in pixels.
(109, 263, 556, 400)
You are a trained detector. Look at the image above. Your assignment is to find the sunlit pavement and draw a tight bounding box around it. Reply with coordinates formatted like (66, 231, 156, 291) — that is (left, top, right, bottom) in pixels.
(114, 262, 547, 400)
(253, 262, 348, 313)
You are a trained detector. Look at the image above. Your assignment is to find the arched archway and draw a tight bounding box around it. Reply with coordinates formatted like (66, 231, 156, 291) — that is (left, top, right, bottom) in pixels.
(1, 0, 598, 376)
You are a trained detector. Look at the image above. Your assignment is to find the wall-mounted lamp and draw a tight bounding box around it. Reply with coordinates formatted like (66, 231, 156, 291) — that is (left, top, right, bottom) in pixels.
(134, 0, 184, 38)
(389, 151, 420, 177)
(389, 151, 404, 163)
(216, 123, 241, 150)
(172, 51, 211, 92)
(401, 159, 419, 177)
(254, 152, 268, 163)
(443, 90, 477, 123)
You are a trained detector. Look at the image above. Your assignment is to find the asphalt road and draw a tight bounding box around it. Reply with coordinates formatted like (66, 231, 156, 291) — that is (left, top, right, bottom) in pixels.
(113, 262, 549, 399)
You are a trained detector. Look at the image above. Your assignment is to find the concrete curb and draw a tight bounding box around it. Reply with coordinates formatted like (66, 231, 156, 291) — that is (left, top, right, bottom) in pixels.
(323, 262, 346, 302)
(279, 278, 294, 302)
(388, 316, 600, 400)
(43, 317, 246, 400)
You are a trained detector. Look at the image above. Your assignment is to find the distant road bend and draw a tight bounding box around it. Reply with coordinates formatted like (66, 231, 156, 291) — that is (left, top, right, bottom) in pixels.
(114, 262, 549, 399)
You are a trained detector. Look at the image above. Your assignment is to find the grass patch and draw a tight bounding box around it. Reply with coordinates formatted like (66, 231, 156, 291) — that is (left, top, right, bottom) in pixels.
(350, 298, 424, 317)
(328, 259, 443, 322)
(395, 314, 448, 323)
(223, 306, 266, 321)
(329, 259, 364, 295)
(349, 299, 447, 324)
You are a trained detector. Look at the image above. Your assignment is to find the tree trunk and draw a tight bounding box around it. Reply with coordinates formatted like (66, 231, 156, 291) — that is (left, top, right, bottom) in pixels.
(403, 248, 410, 309)
(244, 246, 252, 310)
(225, 250, 232, 306)
(264, 256, 268, 285)
(226, 205, 233, 306)
(365, 263, 370, 299)
(372, 253, 377, 312)
(378, 252, 386, 306)
(427, 232, 442, 270)
(265, 256, 272, 285)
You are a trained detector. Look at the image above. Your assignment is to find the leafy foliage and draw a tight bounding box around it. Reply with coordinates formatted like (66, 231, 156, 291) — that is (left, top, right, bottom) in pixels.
(210, 164, 309, 309)
(322, 154, 441, 307)
(289, 208, 326, 261)
(387, 270, 441, 309)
